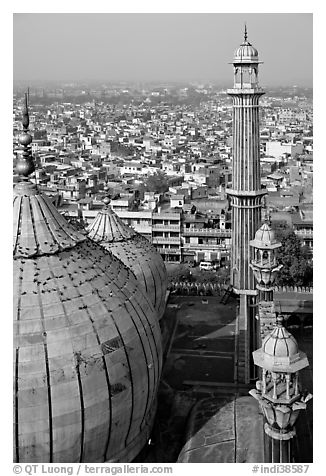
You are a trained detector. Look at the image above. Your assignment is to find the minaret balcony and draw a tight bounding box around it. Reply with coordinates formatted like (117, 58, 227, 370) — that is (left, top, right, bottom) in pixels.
(227, 87, 265, 95)
(226, 188, 267, 197)
(250, 263, 283, 286)
(234, 82, 258, 88)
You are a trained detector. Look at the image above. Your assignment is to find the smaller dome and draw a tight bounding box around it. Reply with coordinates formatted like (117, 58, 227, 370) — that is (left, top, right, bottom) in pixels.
(233, 41, 259, 63)
(252, 316, 309, 373)
(262, 321, 299, 358)
(250, 222, 281, 250)
(86, 203, 168, 320)
(254, 223, 276, 244)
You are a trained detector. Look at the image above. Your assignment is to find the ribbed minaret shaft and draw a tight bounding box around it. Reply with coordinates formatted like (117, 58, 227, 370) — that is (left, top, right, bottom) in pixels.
(228, 90, 265, 292)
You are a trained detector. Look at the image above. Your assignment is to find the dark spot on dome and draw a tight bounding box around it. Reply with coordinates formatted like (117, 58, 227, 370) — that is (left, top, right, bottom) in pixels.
(110, 382, 127, 396)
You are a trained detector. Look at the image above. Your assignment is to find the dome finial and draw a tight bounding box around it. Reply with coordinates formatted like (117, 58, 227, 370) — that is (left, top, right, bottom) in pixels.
(16, 91, 35, 179)
(244, 22, 248, 42)
(263, 206, 271, 226)
(276, 302, 285, 326)
(102, 183, 111, 207)
(276, 314, 284, 327)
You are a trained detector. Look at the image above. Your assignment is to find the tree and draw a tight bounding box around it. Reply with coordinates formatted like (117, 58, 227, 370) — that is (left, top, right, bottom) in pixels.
(167, 264, 191, 283)
(110, 141, 134, 156)
(144, 171, 169, 194)
(195, 268, 230, 287)
(33, 129, 47, 140)
(274, 222, 292, 242)
(276, 232, 313, 287)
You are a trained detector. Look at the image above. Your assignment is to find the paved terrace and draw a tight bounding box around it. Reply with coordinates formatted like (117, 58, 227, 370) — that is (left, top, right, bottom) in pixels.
(164, 296, 237, 389)
(138, 295, 313, 462)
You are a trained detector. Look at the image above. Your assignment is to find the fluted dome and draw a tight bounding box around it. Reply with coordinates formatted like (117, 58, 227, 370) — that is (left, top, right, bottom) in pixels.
(253, 317, 308, 373)
(262, 324, 299, 358)
(250, 223, 281, 250)
(233, 41, 259, 63)
(86, 204, 168, 320)
(13, 180, 162, 463)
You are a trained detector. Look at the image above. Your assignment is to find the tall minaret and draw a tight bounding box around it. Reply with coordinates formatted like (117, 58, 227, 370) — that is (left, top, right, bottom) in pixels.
(227, 27, 267, 383)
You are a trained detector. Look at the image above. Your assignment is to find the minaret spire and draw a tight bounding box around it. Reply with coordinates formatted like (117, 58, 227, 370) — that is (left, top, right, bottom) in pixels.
(16, 91, 35, 179)
(22, 92, 29, 130)
(244, 22, 248, 42)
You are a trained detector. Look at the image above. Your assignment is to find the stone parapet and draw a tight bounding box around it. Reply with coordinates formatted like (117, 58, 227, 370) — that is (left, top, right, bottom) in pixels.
(274, 285, 313, 294)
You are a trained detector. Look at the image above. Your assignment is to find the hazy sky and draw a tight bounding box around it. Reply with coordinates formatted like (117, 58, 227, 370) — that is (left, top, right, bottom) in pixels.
(13, 13, 312, 86)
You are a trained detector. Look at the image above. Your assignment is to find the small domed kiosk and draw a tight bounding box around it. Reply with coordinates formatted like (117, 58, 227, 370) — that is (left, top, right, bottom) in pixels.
(13, 94, 162, 463)
(250, 316, 312, 463)
(231, 24, 262, 92)
(249, 220, 283, 297)
(86, 195, 168, 320)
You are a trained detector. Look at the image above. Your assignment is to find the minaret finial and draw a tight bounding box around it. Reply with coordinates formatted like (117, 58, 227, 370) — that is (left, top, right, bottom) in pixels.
(16, 91, 35, 179)
(244, 22, 248, 42)
(22, 92, 29, 131)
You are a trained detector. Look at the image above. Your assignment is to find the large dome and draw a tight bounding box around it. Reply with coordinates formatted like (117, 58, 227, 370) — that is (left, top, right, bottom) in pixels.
(13, 181, 162, 463)
(86, 203, 168, 320)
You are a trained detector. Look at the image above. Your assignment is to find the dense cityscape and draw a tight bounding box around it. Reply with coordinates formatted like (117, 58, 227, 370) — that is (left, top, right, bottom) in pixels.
(13, 81, 313, 274)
